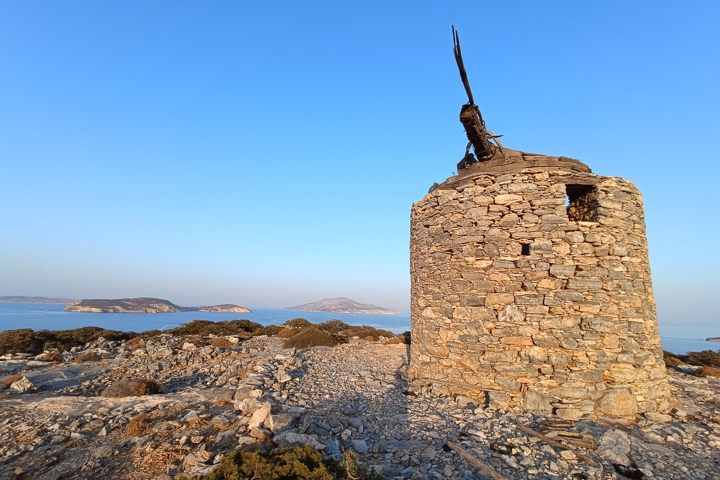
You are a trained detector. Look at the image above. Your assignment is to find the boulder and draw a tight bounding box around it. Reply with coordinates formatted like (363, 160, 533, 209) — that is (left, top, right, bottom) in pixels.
(273, 431, 325, 450)
(10, 376, 35, 393)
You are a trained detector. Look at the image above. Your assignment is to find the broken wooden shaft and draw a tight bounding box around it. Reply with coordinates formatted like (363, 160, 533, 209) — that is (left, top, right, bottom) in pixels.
(447, 441, 509, 480)
(453, 26, 496, 162)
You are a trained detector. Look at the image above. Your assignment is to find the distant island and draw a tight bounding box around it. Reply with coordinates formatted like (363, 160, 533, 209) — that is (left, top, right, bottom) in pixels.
(0, 296, 74, 304)
(707, 337, 720, 342)
(287, 297, 396, 315)
(64, 297, 250, 314)
(196, 304, 251, 313)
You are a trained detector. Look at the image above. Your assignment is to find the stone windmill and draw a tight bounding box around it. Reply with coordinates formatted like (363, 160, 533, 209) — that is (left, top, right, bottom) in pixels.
(408, 27, 670, 423)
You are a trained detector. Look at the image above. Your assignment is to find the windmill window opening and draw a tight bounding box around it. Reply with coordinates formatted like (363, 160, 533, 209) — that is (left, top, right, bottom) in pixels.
(521, 243, 531, 255)
(566, 184, 598, 222)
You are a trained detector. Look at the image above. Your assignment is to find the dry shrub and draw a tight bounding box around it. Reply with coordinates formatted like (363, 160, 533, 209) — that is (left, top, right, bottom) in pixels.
(0, 327, 134, 355)
(284, 327, 339, 349)
(125, 336, 146, 351)
(37, 351, 62, 362)
(0, 392, 7, 400)
(275, 327, 297, 339)
(262, 324, 285, 336)
(182, 336, 205, 347)
(2, 374, 23, 389)
(75, 350, 103, 363)
(101, 378, 162, 397)
(663, 351, 684, 367)
(236, 365, 254, 380)
(382, 336, 404, 345)
(344, 325, 397, 342)
(694, 366, 720, 378)
(684, 350, 720, 367)
(125, 414, 151, 437)
(208, 337, 233, 348)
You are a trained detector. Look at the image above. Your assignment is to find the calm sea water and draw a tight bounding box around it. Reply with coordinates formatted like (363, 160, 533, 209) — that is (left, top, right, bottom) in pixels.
(0, 303, 411, 335)
(0, 303, 717, 355)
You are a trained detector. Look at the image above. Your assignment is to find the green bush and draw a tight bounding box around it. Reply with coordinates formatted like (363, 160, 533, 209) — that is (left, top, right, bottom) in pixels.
(0, 327, 135, 355)
(317, 320, 350, 335)
(284, 318, 313, 329)
(166, 319, 265, 337)
(187, 445, 383, 480)
(284, 327, 339, 349)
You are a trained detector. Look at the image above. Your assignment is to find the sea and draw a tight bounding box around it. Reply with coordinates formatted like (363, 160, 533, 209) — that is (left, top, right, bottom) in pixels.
(0, 303, 717, 355)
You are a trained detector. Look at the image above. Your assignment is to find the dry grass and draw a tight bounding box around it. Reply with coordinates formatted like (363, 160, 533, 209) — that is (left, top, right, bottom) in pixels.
(182, 336, 205, 347)
(125, 414, 151, 437)
(664, 351, 684, 367)
(37, 351, 63, 362)
(74, 350, 103, 363)
(694, 366, 720, 378)
(275, 327, 297, 339)
(125, 336, 146, 351)
(382, 336, 405, 344)
(1, 374, 23, 389)
(208, 337, 233, 348)
(101, 378, 162, 397)
(0, 392, 8, 400)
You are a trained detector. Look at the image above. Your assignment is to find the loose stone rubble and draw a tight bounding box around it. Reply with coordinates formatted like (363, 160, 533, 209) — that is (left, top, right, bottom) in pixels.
(0, 335, 718, 479)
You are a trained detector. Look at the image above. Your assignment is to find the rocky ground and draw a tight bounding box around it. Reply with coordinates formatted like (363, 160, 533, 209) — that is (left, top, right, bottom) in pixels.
(1, 335, 719, 479)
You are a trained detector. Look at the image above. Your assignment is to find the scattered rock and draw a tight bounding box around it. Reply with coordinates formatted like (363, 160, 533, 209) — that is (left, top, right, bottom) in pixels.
(9, 376, 35, 393)
(0, 335, 718, 480)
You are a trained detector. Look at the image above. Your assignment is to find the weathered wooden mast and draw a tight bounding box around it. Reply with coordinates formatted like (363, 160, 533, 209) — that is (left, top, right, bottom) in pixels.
(453, 26, 499, 169)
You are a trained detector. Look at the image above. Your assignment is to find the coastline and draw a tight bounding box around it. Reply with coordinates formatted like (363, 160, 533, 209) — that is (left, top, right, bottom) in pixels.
(0, 303, 716, 355)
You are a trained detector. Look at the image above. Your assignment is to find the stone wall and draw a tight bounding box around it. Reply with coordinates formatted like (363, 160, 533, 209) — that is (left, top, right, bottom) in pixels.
(409, 149, 671, 422)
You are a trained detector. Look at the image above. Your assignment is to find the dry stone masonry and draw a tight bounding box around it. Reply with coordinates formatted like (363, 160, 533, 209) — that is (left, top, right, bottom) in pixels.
(409, 148, 671, 422)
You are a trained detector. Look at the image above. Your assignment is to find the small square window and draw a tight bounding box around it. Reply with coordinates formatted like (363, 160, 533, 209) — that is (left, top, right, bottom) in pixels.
(566, 184, 598, 222)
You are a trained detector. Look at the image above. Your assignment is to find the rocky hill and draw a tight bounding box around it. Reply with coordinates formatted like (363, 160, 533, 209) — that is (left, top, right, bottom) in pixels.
(197, 304, 250, 313)
(287, 297, 396, 315)
(0, 296, 73, 304)
(1, 333, 718, 479)
(64, 298, 250, 314)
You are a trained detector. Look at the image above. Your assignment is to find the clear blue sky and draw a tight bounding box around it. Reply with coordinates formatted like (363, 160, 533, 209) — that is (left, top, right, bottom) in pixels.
(1, 1, 718, 321)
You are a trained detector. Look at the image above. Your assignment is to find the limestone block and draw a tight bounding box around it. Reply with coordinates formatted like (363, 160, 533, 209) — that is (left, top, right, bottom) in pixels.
(10, 376, 35, 393)
(549, 264, 576, 278)
(567, 278, 603, 290)
(555, 408, 585, 421)
(494, 194, 523, 205)
(531, 335, 560, 348)
(599, 389, 638, 419)
(501, 336, 533, 346)
(498, 304, 525, 322)
(605, 364, 641, 384)
(485, 293, 515, 307)
(514, 294, 544, 305)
